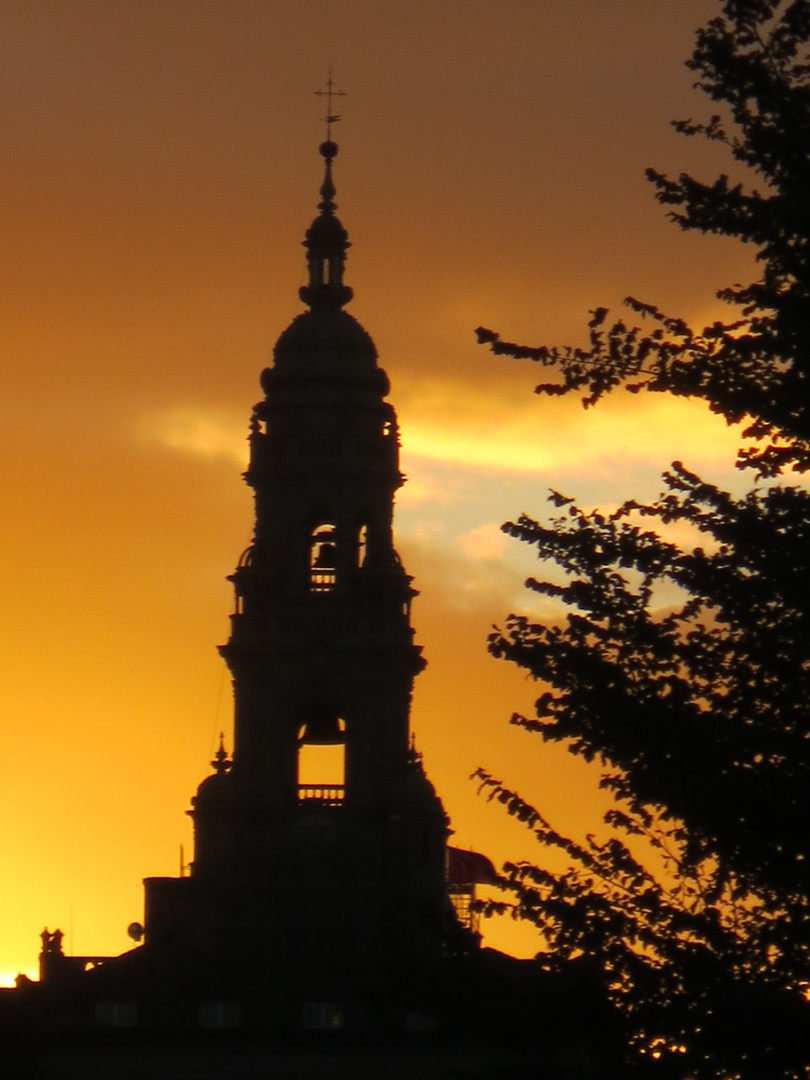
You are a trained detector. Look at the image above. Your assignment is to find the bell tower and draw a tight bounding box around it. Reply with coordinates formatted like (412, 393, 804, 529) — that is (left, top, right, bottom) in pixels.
(143, 137, 451, 1009)
(222, 135, 425, 815)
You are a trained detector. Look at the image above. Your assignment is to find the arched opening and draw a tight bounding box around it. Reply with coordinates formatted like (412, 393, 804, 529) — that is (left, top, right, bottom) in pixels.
(297, 705, 346, 803)
(310, 523, 337, 593)
(357, 524, 368, 567)
(298, 743, 345, 792)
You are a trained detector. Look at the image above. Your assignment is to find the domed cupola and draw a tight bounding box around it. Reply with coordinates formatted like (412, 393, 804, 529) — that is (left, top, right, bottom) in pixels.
(187, 735, 237, 879)
(264, 138, 388, 393)
(191, 734, 234, 809)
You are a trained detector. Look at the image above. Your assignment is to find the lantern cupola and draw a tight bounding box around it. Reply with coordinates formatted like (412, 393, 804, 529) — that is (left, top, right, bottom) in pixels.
(299, 140, 353, 310)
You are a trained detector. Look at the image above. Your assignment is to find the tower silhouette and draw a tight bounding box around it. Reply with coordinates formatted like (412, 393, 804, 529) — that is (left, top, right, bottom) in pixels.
(140, 136, 453, 1025)
(6, 132, 614, 1080)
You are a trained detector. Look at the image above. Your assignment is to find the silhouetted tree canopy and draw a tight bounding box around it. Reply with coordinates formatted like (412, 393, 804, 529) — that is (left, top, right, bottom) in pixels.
(475, 4, 810, 1078)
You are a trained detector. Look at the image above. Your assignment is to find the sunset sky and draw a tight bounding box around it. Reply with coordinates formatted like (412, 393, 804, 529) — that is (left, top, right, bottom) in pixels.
(0, 0, 759, 980)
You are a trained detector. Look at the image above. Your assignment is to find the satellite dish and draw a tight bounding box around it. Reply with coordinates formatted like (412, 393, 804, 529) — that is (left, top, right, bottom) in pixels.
(127, 922, 144, 943)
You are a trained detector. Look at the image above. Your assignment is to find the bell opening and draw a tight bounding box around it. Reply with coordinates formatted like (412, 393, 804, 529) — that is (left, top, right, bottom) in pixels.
(310, 523, 337, 593)
(298, 709, 346, 795)
(298, 742, 345, 791)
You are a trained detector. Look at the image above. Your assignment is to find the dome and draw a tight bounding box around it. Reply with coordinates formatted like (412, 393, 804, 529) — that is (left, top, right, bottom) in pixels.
(264, 307, 389, 394)
(305, 210, 348, 248)
(275, 307, 375, 360)
(192, 769, 235, 810)
(191, 733, 234, 811)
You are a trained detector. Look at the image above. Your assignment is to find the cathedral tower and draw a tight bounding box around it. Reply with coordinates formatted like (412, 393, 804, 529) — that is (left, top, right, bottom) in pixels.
(10, 122, 602, 1073)
(142, 138, 451, 1015)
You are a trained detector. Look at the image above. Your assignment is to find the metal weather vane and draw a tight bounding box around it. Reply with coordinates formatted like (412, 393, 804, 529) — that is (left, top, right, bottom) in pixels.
(315, 72, 347, 140)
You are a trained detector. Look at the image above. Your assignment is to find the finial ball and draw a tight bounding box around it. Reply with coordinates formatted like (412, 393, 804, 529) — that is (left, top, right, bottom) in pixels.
(320, 140, 338, 160)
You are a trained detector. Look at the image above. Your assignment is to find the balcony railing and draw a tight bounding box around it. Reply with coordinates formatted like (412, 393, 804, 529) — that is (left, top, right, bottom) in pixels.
(298, 784, 345, 806)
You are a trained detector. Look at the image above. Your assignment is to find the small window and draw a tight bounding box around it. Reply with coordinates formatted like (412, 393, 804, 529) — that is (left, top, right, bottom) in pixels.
(310, 523, 337, 593)
(448, 885, 479, 935)
(357, 524, 368, 567)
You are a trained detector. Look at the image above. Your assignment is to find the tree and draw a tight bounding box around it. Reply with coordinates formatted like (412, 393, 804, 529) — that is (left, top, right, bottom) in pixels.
(474, 3, 810, 1077)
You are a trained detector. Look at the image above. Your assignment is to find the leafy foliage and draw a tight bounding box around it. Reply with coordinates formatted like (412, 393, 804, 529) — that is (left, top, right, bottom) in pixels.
(475, 3, 810, 1077)
(476, 467, 810, 1077)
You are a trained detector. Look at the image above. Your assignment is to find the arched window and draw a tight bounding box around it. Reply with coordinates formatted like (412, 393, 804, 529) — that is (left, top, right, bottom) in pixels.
(357, 524, 368, 567)
(297, 706, 346, 803)
(310, 523, 337, 593)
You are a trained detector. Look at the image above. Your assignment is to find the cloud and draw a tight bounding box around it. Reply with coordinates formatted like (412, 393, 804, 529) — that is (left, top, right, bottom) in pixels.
(397, 376, 749, 478)
(456, 522, 510, 561)
(134, 406, 248, 466)
(402, 534, 527, 617)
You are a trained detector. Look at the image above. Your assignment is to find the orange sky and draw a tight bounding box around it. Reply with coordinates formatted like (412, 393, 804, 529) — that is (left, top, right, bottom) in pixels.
(0, 0, 759, 979)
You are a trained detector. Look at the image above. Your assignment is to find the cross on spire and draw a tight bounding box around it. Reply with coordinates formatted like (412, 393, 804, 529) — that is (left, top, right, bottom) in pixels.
(315, 72, 347, 141)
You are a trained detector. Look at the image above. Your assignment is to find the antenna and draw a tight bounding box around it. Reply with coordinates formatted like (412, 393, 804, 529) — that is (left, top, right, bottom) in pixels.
(315, 70, 347, 141)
